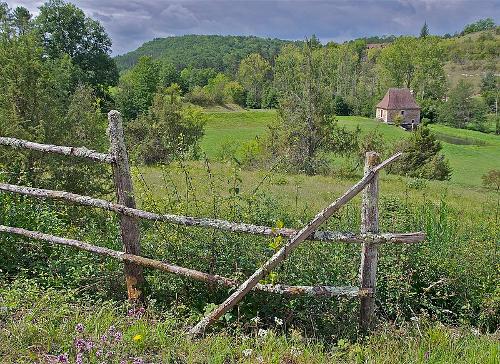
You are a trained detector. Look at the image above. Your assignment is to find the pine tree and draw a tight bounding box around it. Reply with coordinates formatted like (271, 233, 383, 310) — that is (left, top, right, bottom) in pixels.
(420, 22, 429, 38)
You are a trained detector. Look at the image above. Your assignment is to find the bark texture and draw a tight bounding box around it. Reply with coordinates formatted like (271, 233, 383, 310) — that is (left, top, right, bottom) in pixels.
(0, 137, 113, 163)
(359, 152, 380, 333)
(108, 110, 144, 301)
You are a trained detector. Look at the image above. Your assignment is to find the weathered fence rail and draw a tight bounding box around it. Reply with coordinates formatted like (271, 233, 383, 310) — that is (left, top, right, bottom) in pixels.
(0, 225, 366, 298)
(0, 110, 425, 336)
(0, 182, 424, 245)
(0, 136, 114, 163)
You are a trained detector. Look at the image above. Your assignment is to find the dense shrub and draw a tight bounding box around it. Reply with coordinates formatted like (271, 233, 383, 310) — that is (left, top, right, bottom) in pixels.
(127, 85, 206, 165)
(388, 126, 452, 180)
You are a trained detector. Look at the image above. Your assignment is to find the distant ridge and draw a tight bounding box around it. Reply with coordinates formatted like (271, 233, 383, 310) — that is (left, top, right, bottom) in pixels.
(114, 34, 294, 73)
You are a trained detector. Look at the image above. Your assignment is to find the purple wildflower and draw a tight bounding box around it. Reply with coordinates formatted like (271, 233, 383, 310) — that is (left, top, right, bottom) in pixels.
(96, 349, 103, 357)
(85, 340, 94, 351)
(74, 338, 86, 352)
(120, 361, 127, 364)
(57, 353, 68, 363)
(114, 331, 123, 342)
(133, 358, 144, 364)
(108, 325, 116, 334)
(76, 353, 83, 364)
(75, 323, 84, 333)
(106, 351, 115, 358)
(101, 334, 108, 343)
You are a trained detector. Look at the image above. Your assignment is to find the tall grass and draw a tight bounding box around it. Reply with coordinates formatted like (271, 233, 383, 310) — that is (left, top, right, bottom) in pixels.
(1, 280, 498, 364)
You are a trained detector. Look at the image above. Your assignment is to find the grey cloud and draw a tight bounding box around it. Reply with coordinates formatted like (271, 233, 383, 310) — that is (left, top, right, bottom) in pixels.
(8, 0, 500, 55)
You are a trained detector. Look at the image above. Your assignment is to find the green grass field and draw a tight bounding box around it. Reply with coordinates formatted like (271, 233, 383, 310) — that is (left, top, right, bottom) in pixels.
(200, 110, 500, 187)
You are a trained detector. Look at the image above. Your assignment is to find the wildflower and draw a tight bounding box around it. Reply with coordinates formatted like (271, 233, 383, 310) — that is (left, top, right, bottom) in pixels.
(114, 331, 123, 342)
(242, 348, 253, 357)
(274, 317, 283, 326)
(74, 338, 86, 352)
(424, 351, 430, 361)
(133, 358, 144, 364)
(258, 329, 268, 338)
(57, 353, 68, 363)
(251, 316, 260, 324)
(106, 351, 115, 358)
(75, 323, 84, 333)
(120, 361, 127, 364)
(108, 325, 116, 334)
(101, 334, 108, 343)
(133, 334, 143, 342)
(96, 349, 103, 357)
(76, 353, 83, 364)
(85, 340, 94, 351)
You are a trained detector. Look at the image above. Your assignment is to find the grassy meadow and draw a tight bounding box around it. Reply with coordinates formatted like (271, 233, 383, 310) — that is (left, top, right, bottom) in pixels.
(2, 109, 499, 363)
(200, 110, 500, 187)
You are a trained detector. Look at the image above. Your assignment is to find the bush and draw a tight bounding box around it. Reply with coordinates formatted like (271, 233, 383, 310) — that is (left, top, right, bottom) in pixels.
(224, 81, 246, 106)
(184, 86, 215, 106)
(388, 126, 452, 180)
(127, 84, 206, 164)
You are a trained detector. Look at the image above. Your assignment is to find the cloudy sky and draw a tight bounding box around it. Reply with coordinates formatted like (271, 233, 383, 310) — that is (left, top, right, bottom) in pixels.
(9, 0, 500, 55)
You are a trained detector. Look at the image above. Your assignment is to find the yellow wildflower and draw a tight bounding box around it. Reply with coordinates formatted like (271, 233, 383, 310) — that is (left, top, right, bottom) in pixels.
(133, 334, 142, 342)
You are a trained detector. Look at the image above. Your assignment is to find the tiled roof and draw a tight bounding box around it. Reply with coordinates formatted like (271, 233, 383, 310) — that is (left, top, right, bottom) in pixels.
(376, 88, 420, 109)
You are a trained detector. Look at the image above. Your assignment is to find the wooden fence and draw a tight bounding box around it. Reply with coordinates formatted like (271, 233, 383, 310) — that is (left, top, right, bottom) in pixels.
(0, 110, 425, 335)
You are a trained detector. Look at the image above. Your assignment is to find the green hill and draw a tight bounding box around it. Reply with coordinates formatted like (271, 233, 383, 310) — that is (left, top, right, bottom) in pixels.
(114, 34, 293, 73)
(443, 28, 500, 90)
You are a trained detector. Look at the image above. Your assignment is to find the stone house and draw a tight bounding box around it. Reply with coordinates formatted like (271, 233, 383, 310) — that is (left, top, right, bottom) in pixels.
(376, 88, 421, 130)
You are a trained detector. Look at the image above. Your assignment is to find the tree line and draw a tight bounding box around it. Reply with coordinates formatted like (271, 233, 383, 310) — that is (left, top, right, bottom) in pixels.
(115, 23, 498, 133)
(0, 1, 497, 194)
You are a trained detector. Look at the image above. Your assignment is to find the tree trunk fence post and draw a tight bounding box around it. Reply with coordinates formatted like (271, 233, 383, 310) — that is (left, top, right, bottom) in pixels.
(359, 151, 380, 333)
(108, 110, 145, 302)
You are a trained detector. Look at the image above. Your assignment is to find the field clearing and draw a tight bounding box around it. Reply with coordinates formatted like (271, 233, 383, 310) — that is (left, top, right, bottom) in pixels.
(200, 110, 500, 187)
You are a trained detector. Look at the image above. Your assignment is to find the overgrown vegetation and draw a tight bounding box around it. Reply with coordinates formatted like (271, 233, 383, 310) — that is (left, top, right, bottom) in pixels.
(1, 280, 499, 363)
(0, 2, 499, 362)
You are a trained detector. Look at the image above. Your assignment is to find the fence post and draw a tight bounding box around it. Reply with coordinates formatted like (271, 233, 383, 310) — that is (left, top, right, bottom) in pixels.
(108, 110, 144, 302)
(359, 151, 380, 333)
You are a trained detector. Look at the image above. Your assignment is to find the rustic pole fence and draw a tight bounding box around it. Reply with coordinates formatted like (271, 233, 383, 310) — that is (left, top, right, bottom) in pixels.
(189, 152, 402, 336)
(0, 110, 426, 336)
(108, 110, 144, 302)
(359, 151, 380, 333)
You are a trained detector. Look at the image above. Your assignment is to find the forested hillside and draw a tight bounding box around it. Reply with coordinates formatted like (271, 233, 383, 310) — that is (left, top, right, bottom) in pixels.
(114, 34, 293, 73)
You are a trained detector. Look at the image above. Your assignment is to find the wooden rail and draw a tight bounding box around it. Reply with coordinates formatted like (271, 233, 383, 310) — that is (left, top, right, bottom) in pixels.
(0, 137, 114, 163)
(0, 109, 426, 336)
(189, 153, 403, 335)
(0, 225, 368, 298)
(0, 182, 425, 245)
